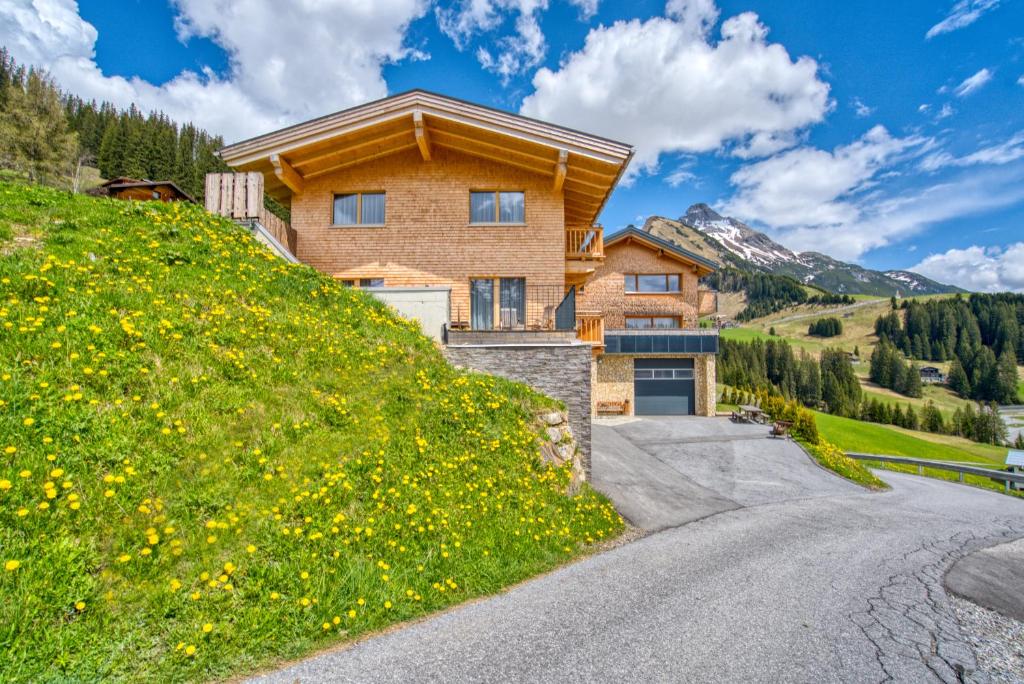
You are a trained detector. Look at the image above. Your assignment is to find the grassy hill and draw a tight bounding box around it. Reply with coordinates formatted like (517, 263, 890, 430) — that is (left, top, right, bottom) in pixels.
(0, 182, 622, 682)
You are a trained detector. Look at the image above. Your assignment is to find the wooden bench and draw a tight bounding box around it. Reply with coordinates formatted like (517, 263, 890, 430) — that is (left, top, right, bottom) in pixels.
(770, 420, 793, 438)
(596, 400, 630, 416)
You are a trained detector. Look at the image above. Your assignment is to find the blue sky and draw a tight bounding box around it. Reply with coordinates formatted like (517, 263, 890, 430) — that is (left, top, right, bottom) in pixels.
(3, 0, 1024, 290)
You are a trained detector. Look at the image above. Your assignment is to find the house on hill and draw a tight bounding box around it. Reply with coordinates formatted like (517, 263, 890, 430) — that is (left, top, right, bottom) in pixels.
(90, 177, 194, 203)
(209, 90, 720, 470)
(920, 366, 946, 384)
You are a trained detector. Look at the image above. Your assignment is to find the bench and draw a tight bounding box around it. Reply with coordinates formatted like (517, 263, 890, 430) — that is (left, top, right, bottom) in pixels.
(596, 400, 629, 416)
(770, 420, 793, 438)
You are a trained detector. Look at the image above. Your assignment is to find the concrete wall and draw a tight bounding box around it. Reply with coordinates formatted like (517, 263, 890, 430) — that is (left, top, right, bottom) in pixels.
(443, 343, 593, 476)
(593, 353, 717, 417)
(366, 286, 451, 342)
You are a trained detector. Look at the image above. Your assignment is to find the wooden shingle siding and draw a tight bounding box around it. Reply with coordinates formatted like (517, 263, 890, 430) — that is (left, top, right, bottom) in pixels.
(290, 146, 565, 323)
(576, 241, 701, 328)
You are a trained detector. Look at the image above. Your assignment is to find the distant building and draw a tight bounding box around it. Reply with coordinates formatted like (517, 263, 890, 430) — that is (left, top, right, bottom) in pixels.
(1007, 450, 1024, 491)
(89, 178, 194, 203)
(919, 366, 945, 384)
(841, 350, 860, 364)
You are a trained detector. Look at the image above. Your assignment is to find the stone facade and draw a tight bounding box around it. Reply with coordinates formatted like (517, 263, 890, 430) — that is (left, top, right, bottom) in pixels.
(289, 146, 565, 326)
(443, 343, 593, 476)
(576, 239, 702, 328)
(593, 353, 717, 417)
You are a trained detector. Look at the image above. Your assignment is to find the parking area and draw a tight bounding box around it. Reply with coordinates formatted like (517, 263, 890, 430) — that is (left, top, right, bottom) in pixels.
(591, 415, 861, 531)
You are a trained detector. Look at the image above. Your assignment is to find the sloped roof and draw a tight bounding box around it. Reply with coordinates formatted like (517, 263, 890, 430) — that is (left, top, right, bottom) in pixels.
(218, 89, 634, 226)
(605, 227, 719, 275)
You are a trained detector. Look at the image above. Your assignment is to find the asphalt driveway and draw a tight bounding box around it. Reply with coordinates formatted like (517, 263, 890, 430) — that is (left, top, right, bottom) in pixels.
(252, 417, 1024, 683)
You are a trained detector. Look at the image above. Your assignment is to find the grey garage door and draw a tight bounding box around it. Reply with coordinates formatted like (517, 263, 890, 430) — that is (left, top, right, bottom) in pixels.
(634, 358, 695, 416)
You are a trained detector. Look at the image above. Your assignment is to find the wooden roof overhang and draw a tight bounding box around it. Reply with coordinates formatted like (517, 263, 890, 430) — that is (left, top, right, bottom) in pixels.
(218, 90, 634, 226)
(605, 227, 719, 277)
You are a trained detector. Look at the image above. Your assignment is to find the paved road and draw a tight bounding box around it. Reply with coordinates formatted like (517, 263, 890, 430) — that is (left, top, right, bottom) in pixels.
(252, 418, 1024, 684)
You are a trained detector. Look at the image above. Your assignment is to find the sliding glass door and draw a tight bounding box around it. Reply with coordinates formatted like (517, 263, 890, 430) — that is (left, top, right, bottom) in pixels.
(470, 279, 494, 330)
(499, 278, 525, 329)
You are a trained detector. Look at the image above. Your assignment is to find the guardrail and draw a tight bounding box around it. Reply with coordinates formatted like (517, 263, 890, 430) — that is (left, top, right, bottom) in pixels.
(847, 452, 1024, 493)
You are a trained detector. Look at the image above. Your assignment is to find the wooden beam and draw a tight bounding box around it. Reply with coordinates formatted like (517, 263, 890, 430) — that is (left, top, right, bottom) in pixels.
(270, 154, 304, 194)
(303, 142, 419, 179)
(413, 110, 431, 161)
(553, 149, 568, 192)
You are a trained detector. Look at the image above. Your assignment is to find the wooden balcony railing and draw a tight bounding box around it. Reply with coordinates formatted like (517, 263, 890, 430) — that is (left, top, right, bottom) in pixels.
(576, 312, 605, 346)
(566, 226, 604, 259)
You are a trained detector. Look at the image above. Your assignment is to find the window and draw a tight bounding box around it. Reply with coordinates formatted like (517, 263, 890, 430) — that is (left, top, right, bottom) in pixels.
(625, 316, 681, 329)
(624, 274, 681, 293)
(333, 192, 385, 226)
(470, 278, 526, 329)
(470, 279, 494, 330)
(633, 368, 694, 380)
(340, 280, 355, 287)
(359, 278, 384, 287)
(470, 191, 525, 224)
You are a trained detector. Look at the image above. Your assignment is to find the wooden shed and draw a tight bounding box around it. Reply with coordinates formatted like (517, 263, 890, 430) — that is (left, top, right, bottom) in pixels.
(89, 178, 194, 203)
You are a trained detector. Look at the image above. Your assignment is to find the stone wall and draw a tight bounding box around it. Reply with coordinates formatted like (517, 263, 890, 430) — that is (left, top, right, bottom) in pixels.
(443, 343, 592, 476)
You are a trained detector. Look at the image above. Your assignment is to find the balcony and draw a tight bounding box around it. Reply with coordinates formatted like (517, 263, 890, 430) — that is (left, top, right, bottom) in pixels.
(603, 328, 719, 355)
(565, 225, 604, 285)
(446, 285, 579, 345)
(576, 312, 605, 355)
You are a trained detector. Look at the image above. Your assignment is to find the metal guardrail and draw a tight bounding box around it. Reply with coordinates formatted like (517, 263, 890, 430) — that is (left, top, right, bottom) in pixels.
(847, 452, 1024, 493)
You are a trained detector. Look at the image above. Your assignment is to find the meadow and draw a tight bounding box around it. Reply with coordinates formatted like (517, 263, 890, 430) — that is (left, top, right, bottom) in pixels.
(0, 182, 622, 682)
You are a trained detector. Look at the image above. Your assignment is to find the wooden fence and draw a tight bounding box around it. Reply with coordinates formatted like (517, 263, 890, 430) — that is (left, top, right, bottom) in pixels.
(205, 172, 297, 255)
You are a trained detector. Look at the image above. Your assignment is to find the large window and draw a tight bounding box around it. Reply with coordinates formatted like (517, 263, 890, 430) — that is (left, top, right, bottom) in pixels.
(470, 278, 526, 330)
(624, 274, 681, 293)
(625, 316, 681, 329)
(333, 192, 385, 226)
(470, 191, 525, 224)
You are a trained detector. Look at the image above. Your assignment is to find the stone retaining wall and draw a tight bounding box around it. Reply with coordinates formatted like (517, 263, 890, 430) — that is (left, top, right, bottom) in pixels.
(443, 343, 592, 477)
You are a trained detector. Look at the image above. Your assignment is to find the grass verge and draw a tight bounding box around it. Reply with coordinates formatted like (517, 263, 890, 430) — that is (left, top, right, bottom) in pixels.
(0, 182, 623, 682)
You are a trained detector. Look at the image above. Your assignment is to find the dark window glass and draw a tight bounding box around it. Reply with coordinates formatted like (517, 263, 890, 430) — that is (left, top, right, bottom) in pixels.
(470, 279, 494, 330)
(653, 317, 679, 329)
(499, 192, 525, 223)
(470, 192, 495, 223)
(361, 193, 385, 224)
(359, 278, 384, 287)
(499, 278, 526, 328)
(624, 275, 638, 293)
(340, 280, 355, 287)
(625, 317, 649, 329)
(639, 275, 668, 292)
(666, 274, 680, 292)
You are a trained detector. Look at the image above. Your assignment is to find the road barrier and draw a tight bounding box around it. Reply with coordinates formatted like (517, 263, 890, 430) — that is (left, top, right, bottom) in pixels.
(847, 452, 1024, 493)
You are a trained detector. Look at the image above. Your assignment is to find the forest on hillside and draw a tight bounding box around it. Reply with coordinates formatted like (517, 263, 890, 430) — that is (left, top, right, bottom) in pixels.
(874, 294, 1022, 404)
(702, 267, 854, 321)
(0, 48, 230, 202)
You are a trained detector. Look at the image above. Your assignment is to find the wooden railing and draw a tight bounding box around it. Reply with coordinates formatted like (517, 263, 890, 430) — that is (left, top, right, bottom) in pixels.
(576, 312, 605, 346)
(205, 172, 297, 255)
(566, 226, 604, 259)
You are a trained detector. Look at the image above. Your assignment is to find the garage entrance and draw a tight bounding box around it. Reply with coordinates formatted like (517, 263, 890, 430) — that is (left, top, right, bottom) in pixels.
(634, 358, 695, 416)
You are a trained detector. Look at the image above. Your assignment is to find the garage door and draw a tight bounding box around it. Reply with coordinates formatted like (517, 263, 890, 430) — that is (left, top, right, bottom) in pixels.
(634, 358, 695, 416)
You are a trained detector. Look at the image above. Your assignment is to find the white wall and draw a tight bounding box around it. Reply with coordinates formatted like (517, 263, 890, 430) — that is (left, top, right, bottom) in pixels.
(365, 287, 451, 342)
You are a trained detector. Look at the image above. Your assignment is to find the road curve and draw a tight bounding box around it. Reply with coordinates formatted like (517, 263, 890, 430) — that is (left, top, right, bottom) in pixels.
(251, 472, 1024, 683)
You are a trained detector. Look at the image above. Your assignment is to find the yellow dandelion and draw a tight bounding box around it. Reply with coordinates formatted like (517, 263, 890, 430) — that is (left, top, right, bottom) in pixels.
(4, 559, 20, 572)
(202, 623, 213, 634)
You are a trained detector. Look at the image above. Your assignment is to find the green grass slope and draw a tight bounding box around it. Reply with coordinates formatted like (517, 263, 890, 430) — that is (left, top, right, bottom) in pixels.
(0, 182, 622, 682)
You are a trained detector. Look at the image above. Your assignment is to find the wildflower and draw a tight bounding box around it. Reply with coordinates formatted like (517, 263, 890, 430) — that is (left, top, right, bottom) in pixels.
(184, 645, 196, 656)
(4, 560, 20, 572)
(202, 623, 213, 634)
(75, 601, 86, 611)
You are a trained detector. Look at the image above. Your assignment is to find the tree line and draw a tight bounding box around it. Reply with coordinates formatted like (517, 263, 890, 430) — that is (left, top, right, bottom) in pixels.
(0, 48, 232, 204)
(702, 267, 854, 321)
(808, 316, 843, 337)
(868, 340, 923, 398)
(721, 336, 1009, 445)
(874, 293, 1022, 403)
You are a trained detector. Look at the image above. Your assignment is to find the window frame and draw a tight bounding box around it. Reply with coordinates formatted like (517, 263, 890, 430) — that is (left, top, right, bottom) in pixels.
(624, 273, 682, 294)
(624, 315, 682, 329)
(469, 190, 526, 225)
(331, 191, 386, 227)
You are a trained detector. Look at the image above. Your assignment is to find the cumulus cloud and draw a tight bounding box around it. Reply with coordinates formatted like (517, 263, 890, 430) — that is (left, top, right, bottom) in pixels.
(568, 0, 600, 19)
(925, 0, 1000, 39)
(954, 68, 993, 97)
(0, 0, 429, 142)
(724, 126, 928, 231)
(1018, 74, 1024, 86)
(437, 0, 563, 83)
(911, 243, 1024, 293)
(519, 0, 831, 176)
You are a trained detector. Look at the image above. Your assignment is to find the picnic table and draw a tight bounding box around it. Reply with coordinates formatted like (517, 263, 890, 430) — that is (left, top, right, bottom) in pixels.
(733, 404, 768, 424)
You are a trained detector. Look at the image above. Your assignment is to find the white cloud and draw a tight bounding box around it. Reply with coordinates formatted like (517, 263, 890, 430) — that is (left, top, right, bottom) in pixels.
(937, 103, 955, 119)
(568, 0, 600, 19)
(953, 68, 993, 97)
(437, 0, 557, 83)
(852, 97, 873, 117)
(911, 243, 1024, 293)
(724, 126, 928, 232)
(666, 168, 696, 187)
(0, 0, 429, 142)
(920, 131, 1024, 171)
(925, 0, 999, 39)
(1018, 74, 1024, 86)
(520, 1, 831, 176)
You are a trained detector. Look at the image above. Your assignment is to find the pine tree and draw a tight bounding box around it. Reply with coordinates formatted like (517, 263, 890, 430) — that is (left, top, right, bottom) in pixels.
(0, 68, 77, 184)
(1014, 432, 1024, 450)
(947, 358, 970, 398)
(996, 348, 1020, 404)
(903, 362, 923, 398)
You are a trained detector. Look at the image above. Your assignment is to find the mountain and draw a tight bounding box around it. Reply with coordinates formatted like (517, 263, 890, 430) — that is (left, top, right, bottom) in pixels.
(643, 204, 962, 296)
